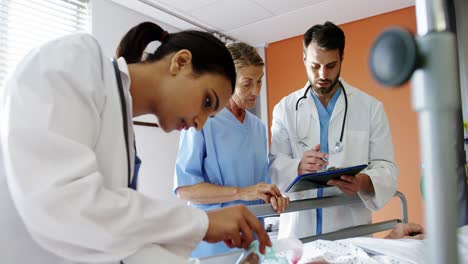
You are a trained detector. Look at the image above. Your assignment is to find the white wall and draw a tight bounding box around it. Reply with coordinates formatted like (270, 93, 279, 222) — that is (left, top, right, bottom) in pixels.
(92, 0, 185, 204)
(246, 46, 269, 142)
(258, 47, 269, 142)
(92, 0, 176, 57)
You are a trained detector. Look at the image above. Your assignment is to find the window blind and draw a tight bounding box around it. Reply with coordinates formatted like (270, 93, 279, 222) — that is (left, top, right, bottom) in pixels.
(0, 0, 90, 88)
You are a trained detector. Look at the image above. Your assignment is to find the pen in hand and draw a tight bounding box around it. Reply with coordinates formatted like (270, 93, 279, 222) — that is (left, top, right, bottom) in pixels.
(298, 143, 329, 174)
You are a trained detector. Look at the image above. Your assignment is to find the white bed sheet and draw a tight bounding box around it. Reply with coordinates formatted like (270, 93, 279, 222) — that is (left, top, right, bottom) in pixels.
(299, 225, 468, 264)
(198, 226, 468, 263)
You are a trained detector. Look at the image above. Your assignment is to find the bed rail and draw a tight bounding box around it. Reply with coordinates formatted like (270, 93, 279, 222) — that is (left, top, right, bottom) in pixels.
(248, 192, 361, 217)
(300, 219, 401, 243)
(248, 191, 408, 242)
(249, 191, 408, 242)
(199, 191, 409, 263)
(250, 191, 407, 223)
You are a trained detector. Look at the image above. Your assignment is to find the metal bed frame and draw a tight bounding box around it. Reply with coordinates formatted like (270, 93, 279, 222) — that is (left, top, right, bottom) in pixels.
(199, 191, 408, 264)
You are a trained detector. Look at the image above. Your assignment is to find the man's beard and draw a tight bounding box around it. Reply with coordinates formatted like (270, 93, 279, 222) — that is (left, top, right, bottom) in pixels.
(311, 72, 340, 95)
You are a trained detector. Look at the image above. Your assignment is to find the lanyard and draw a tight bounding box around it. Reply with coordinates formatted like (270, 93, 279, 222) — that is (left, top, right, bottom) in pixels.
(112, 59, 131, 187)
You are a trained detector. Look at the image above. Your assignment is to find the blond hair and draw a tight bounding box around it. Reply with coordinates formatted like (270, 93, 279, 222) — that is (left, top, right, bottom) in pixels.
(226, 42, 264, 73)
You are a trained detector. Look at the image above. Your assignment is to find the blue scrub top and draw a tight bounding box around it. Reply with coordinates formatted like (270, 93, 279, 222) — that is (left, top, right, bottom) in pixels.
(310, 86, 341, 235)
(174, 107, 269, 257)
(311, 87, 341, 155)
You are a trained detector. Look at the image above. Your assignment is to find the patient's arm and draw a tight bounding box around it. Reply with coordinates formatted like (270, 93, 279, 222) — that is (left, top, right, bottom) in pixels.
(385, 223, 425, 240)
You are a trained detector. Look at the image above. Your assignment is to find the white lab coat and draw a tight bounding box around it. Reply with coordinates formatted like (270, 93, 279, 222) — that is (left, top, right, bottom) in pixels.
(269, 79, 399, 239)
(0, 33, 207, 264)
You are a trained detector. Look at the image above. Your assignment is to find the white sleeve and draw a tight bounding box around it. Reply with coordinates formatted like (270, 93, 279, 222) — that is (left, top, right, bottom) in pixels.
(358, 101, 399, 210)
(1, 34, 207, 263)
(269, 101, 301, 191)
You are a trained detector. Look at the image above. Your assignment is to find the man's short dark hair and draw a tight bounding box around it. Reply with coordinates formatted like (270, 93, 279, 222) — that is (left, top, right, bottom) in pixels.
(303, 21, 345, 58)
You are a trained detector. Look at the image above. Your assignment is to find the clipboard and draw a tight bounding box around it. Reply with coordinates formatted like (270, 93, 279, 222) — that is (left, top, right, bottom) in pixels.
(285, 164, 368, 193)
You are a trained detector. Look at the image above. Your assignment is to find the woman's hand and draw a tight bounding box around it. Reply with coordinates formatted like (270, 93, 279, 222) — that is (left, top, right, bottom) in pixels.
(240, 183, 289, 213)
(205, 205, 272, 254)
(241, 182, 282, 202)
(269, 195, 290, 214)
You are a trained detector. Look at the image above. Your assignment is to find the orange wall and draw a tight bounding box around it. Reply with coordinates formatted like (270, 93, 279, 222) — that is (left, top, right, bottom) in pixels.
(266, 7, 423, 230)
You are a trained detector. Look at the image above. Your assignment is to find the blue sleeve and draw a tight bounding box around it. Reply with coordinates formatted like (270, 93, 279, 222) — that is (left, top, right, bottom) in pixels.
(173, 128, 207, 194)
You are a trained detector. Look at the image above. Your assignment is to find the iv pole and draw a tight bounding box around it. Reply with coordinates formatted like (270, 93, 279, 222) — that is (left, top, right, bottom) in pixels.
(370, 0, 465, 262)
(414, 0, 460, 262)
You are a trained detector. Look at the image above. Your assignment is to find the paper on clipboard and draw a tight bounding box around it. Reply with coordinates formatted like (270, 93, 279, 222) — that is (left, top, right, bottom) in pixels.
(285, 164, 368, 193)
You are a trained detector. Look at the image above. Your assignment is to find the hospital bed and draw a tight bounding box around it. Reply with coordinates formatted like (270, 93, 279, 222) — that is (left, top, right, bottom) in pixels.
(199, 191, 409, 264)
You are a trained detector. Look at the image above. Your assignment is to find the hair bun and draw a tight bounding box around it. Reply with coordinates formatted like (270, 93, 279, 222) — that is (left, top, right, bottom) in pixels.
(161, 31, 169, 42)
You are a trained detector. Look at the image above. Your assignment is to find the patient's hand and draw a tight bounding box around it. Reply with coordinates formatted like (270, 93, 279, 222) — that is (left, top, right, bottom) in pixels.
(385, 223, 425, 240)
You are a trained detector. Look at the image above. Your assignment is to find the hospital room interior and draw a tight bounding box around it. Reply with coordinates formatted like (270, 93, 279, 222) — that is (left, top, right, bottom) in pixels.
(1, 0, 468, 263)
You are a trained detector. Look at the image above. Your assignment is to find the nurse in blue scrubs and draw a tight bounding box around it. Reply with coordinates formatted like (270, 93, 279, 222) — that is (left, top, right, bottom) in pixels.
(174, 42, 289, 258)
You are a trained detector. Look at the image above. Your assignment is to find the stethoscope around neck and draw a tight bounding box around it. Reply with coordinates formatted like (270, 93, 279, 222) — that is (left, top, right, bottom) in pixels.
(295, 81, 348, 153)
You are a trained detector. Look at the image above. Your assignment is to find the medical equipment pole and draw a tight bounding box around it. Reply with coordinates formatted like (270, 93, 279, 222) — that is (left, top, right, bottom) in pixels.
(370, 1, 462, 262)
(453, 0, 468, 227)
(413, 0, 461, 263)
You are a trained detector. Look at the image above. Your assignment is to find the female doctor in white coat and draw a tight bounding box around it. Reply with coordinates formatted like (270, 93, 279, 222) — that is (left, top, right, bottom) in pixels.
(0, 22, 271, 264)
(269, 22, 399, 239)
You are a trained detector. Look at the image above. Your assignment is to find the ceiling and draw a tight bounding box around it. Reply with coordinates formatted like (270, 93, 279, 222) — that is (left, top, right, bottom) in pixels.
(112, 0, 415, 46)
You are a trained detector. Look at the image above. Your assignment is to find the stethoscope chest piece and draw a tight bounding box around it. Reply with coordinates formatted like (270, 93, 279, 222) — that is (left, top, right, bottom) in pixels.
(334, 141, 343, 153)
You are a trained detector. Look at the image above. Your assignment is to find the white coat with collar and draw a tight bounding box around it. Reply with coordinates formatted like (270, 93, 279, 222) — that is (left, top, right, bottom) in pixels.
(0, 33, 207, 264)
(269, 79, 399, 239)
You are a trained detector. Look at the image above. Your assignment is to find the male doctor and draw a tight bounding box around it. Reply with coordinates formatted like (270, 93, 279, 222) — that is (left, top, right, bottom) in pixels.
(269, 21, 399, 239)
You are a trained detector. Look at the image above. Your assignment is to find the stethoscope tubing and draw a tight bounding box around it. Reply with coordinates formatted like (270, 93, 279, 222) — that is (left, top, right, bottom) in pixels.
(295, 81, 348, 151)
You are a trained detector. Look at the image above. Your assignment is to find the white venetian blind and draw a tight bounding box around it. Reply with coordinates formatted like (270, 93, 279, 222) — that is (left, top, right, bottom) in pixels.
(0, 0, 90, 88)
